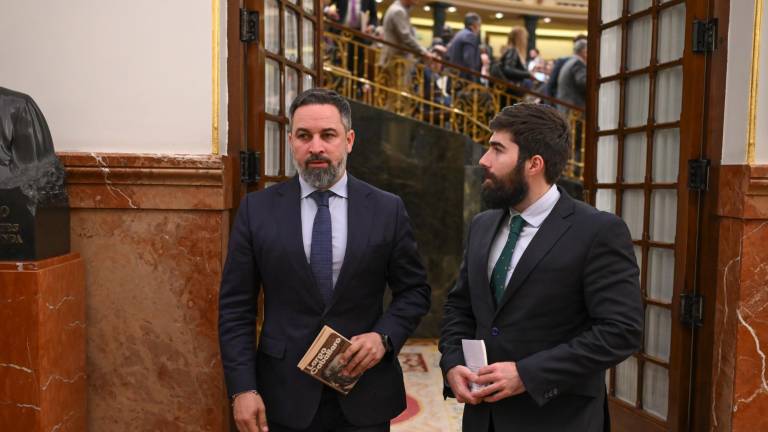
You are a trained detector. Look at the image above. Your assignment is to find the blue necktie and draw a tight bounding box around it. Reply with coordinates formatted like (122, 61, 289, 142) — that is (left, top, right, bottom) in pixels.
(491, 215, 525, 303)
(310, 190, 334, 305)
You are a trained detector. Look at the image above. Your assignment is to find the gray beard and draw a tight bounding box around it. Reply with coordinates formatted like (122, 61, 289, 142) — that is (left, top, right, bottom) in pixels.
(295, 153, 347, 189)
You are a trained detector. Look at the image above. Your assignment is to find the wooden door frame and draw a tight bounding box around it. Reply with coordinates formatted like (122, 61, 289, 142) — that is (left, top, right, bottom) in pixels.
(585, 0, 726, 430)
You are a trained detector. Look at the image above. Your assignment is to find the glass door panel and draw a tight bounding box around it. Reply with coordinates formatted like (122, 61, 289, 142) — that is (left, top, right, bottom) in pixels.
(588, 0, 708, 430)
(243, 0, 321, 192)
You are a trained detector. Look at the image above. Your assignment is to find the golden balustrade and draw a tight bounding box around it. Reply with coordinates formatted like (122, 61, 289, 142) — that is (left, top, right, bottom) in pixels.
(320, 20, 585, 182)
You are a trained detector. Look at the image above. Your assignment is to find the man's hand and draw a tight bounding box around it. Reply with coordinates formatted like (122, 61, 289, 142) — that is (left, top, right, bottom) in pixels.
(446, 365, 481, 405)
(233, 392, 269, 432)
(472, 362, 526, 403)
(339, 332, 386, 377)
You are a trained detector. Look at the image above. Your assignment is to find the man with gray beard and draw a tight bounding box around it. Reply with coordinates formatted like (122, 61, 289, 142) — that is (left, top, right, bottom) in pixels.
(219, 89, 431, 432)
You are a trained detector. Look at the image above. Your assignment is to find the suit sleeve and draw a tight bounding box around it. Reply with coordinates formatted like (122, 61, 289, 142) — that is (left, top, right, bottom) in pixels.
(218, 195, 262, 398)
(516, 214, 643, 407)
(390, 8, 427, 55)
(438, 220, 478, 398)
(372, 197, 431, 353)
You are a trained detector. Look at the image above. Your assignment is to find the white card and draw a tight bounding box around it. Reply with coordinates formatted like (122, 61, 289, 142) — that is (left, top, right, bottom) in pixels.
(462, 339, 488, 392)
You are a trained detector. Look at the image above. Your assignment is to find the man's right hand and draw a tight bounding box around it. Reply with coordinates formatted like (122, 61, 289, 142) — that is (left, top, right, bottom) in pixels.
(233, 392, 269, 432)
(446, 365, 481, 405)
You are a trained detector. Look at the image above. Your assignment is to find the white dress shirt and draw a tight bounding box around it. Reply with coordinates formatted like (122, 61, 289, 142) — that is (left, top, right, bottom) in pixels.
(487, 185, 561, 286)
(299, 172, 349, 288)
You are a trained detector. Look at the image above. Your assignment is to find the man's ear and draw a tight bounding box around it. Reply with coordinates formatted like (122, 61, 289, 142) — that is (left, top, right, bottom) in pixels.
(528, 155, 545, 176)
(346, 129, 355, 154)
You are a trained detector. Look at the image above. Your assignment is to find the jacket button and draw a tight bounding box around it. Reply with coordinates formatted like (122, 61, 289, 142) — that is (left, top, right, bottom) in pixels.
(491, 327, 500, 336)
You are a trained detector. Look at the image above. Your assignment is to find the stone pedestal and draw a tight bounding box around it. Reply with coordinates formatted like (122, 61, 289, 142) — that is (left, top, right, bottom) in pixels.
(0, 253, 86, 431)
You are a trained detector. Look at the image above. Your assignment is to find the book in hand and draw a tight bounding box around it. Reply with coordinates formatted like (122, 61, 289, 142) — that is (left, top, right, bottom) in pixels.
(297, 325, 359, 395)
(462, 339, 489, 393)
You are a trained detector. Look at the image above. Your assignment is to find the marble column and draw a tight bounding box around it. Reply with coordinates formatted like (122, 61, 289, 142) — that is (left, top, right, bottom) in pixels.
(523, 15, 539, 61)
(0, 253, 87, 431)
(709, 165, 768, 431)
(429, 2, 448, 39)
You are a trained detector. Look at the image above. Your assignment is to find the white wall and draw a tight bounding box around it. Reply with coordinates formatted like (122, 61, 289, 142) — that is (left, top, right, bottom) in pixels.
(0, 1, 227, 154)
(722, 0, 767, 164)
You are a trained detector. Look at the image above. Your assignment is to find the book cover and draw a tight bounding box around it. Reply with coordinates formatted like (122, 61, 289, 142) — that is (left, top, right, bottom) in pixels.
(462, 339, 489, 393)
(297, 325, 359, 395)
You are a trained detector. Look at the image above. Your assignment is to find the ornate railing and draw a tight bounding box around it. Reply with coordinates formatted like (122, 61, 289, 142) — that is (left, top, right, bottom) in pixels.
(320, 20, 585, 181)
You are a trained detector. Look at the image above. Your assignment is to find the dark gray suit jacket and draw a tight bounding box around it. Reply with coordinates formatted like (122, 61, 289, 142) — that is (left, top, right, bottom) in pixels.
(440, 188, 643, 432)
(219, 175, 431, 429)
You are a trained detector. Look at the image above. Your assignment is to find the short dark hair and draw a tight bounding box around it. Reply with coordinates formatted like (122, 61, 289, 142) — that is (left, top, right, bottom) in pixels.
(489, 103, 571, 184)
(464, 13, 481, 28)
(288, 88, 352, 131)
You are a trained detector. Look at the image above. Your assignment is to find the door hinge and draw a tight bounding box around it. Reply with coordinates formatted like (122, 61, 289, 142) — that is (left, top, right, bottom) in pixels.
(687, 159, 710, 191)
(692, 19, 717, 53)
(240, 150, 260, 184)
(240, 8, 259, 43)
(680, 293, 704, 328)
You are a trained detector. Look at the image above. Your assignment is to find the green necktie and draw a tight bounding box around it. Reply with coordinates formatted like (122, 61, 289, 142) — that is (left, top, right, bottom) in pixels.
(491, 215, 525, 303)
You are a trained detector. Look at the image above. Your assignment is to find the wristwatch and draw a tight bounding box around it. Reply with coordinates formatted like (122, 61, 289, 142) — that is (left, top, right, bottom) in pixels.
(378, 333, 393, 353)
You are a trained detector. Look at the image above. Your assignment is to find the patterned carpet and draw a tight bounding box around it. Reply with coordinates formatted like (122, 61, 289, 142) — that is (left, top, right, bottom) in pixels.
(392, 340, 464, 432)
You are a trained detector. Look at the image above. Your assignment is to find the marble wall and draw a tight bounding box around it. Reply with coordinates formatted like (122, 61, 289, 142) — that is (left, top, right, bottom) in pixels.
(710, 165, 768, 431)
(0, 253, 86, 431)
(60, 153, 233, 431)
(348, 101, 482, 337)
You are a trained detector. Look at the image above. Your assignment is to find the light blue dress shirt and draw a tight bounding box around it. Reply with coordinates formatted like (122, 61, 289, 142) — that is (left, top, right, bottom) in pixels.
(299, 172, 348, 288)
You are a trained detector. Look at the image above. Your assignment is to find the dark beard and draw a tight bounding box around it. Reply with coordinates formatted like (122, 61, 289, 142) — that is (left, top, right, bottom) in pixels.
(481, 161, 529, 209)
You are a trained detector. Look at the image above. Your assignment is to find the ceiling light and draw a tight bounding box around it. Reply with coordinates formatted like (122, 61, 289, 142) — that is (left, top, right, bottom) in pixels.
(424, 5, 431, 11)
(448, 6, 457, 13)
(495, 12, 504, 19)
(543, 17, 552, 23)
(375, 0, 383, 3)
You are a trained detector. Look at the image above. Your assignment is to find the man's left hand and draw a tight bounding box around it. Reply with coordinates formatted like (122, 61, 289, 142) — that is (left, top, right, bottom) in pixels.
(472, 362, 526, 403)
(339, 332, 386, 377)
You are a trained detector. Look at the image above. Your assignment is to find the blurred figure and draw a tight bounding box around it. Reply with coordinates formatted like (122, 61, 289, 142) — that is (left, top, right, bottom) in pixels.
(324, 0, 377, 34)
(543, 34, 587, 102)
(445, 12, 482, 82)
(325, 0, 379, 91)
(490, 27, 536, 100)
(527, 47, 542, 72)
(556, 39, 587, 112)
(379, 0, 431, 66)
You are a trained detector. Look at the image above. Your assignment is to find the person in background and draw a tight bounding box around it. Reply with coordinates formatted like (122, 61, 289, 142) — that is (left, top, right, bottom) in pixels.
(324, 0, 379, 93)
(527, 48, 542, 72)
(542, 34, 587, 103)
(490, 27, 536, 102)
(445, 12, 483, 82)
(555, 39, 587, 113)
(379, 0, 432, 67)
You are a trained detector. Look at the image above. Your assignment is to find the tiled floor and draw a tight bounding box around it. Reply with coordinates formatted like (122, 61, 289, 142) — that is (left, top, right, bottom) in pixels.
(392, 340, 463, 432)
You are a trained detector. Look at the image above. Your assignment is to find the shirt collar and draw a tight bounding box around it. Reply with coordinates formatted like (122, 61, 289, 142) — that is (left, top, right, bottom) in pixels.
(299, 171, 349, 200)
(509, 185, 560, 228)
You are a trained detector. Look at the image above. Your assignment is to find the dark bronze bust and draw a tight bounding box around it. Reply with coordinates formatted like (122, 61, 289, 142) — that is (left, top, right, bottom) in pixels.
(0, 87, 70, 260)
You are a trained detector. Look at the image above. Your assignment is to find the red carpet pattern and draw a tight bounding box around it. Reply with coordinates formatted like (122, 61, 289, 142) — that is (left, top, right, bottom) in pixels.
(392, 340, 463, 431)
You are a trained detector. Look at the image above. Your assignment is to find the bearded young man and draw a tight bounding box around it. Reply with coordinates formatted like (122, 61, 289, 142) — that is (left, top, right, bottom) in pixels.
(219, 88, 431, 432)
(439, 103, 643, 432)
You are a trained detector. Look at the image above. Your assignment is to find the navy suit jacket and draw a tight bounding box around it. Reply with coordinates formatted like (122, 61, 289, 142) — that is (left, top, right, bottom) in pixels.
(439, 188, 643, 432)
(219, 175, 430, 429)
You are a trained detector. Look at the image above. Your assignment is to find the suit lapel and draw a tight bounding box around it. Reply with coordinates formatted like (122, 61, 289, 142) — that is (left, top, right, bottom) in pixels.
(326, 175, 372, 312)
(472, 210, 506, 314)
(494, 191, 575, 316)
(276, 177, 324, 306)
